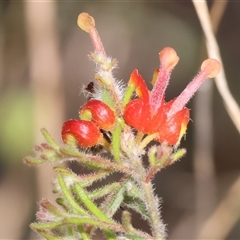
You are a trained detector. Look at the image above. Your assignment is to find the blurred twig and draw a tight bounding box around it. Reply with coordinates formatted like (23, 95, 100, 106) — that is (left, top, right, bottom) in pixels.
(193, 0, 240, 133)
(193, 0, 228, 235)
(193, 0, 240, 238)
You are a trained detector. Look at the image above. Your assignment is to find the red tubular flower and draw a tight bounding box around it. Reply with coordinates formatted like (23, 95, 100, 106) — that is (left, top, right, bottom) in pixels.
(124, 47, 221, 145)
(61, 119, 102, 148)
(79, 99, 116, 130)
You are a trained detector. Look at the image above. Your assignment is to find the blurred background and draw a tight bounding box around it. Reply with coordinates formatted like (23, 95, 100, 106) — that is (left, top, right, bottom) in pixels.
(0, 1, 240, 239)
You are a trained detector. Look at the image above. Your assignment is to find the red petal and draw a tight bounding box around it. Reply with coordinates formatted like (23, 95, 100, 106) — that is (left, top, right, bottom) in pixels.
(156, 107, 189, 145)
(129, 69, 149, 101)
(124, 99, 151, 132)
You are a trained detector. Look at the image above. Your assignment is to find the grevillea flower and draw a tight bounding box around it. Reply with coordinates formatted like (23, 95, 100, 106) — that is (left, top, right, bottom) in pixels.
(61, 119, 102, 148)
(124, 47, 220, 145)
(79, 99, 116, 131)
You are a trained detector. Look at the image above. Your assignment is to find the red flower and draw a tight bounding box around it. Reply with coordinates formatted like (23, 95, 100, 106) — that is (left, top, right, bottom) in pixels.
(124, 47, 220, 145)
(79, 99, 116, 130)
(61, 119, 102, 148)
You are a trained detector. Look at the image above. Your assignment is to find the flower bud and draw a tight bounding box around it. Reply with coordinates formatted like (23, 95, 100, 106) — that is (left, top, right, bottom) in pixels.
(79, 100, 116, 130)
(61, 119, 102, 148)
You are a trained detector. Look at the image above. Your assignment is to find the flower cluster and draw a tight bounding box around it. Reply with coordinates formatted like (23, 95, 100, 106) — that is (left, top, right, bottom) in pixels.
(124, 48, 220, 145)
(25, 12, 221, 240)
(62, 46, 220, 148)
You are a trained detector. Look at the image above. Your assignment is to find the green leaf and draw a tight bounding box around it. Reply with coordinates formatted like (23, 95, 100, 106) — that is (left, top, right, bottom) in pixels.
(77, 225, 90, 240)
(35, 230, 60, 240)
(60, 146, 131, 174)
(74, 183, 111, 223)
(101, 178, 130, 218)
(41, 128, 59, 150)
(123, 179, 149, 218)
(39, 199, 69, 218)
(123, 195, 148, 219)
(23, 143, 62, 166)
(171, 148, 186, 162)
(31, 217, 124, 234)
(54, 167, 112, 189)
(122, 233, 147, 240)
(88, 182, 120, 200)
(57, 174, 89, 216)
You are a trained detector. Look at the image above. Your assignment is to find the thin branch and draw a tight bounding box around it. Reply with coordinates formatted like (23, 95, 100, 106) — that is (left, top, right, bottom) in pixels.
(193, 0, 228, 235)
(193, 0, 240, 134)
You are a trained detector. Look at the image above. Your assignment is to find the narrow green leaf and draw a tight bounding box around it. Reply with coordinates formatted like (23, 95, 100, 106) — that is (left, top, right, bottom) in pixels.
(31, 217, 124, 233)
(77, 225, 90, 240)
(123, 180, 149, 218)
(88, 182, 120, 200)
(148, 146, 157, 167)
(58, 174, 89, 216)
(102, 178, 130, 217)
(60, 147, 131, 174)
(35, 230, 60, 240)
(55, 167, 112, 189)
(39, 199, 68, 218)
(23, 157, 45, 165)
(74, 183, 111, 223)
(122, 210, 134, 232)
(171, 148, 186, 162)
(123, 233, 147, 240)
(123, 195, 148, 219)
(41, 128, 59, 150)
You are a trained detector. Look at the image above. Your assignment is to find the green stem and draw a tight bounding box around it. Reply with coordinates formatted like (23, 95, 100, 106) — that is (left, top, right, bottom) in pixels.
(77, 225, 90, 240)
(130, 156, 166, 239)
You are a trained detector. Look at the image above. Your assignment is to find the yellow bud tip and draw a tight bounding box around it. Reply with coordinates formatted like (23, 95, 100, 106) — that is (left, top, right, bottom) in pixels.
(77, 12, 95, 33)
(159, 47, 179, 70)
(201, 58, 221, 78)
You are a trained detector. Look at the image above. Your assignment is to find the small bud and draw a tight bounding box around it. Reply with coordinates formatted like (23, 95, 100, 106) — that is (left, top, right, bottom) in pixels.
(61, 119, 102, 148)
(79, 100, 116, 130)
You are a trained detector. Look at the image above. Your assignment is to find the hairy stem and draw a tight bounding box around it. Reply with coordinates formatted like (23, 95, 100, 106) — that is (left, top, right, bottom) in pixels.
(131, 156, 166, 239)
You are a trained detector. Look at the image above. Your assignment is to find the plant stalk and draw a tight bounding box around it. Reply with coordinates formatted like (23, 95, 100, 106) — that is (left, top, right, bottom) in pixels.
(131, 156, 166, 239)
